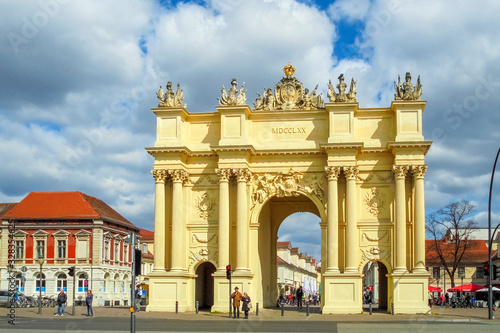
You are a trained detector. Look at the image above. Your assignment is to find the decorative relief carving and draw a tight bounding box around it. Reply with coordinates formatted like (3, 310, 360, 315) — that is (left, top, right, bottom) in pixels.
(363, 187, 386, 217)
(251, 169, 324, 208)
(195, 192, 215, 219)
(170, 169, 189, 183)
(327, 73, 357, 103)
(192, 233, 217, 244)
(325, 166, 340, 181)
(156, 81, 187, 108)
(394, 72, 422, 101)
(234, 168, 252, 183)
(195, 175, 218, 185)
(359, 247, 390, 270)
(253, 63, 323, 111)
(216, 168, 231, 182)
(188, 248, 218, 271)
(218, 78, 246, 106)
(412, 165, 428, 178)
(362, 232, 388, 242)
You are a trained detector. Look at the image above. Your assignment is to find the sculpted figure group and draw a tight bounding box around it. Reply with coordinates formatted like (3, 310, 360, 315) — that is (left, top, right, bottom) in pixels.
(156, 65, 422, 110)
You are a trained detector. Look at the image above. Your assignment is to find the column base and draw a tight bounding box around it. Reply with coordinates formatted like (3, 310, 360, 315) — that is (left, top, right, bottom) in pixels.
(212, 271, 253, 313)
(146, 271, 195, 313)
(388, 271, 430, 314)
(322, 272, 363, 314)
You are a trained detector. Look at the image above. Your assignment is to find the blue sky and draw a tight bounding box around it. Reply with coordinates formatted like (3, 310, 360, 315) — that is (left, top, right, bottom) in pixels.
(2, 0, 500, 262)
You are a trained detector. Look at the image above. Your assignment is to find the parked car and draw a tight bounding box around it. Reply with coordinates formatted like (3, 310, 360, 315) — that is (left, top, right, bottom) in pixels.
(0, 290, 12, 306)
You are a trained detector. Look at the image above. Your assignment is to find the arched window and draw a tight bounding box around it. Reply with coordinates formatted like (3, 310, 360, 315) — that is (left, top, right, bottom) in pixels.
(77, 273, 88, 293)
(35, 273, 46, 293)
(113, 273, 120, 293)
(103, 273, 110, 293)
(122, 274, 128, 293)
(56, 273, 67, 292)
(15, 273, 25, 292)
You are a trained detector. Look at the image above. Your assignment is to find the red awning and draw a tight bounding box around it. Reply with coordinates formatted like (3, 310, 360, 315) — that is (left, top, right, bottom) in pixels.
(428, 286, 442, 292)
(447, 283, 484, 292)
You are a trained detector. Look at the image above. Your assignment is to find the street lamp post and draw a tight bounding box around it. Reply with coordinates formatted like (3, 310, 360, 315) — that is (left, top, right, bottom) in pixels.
(487, 147, 500, 320)
(37, 256, 45, 315)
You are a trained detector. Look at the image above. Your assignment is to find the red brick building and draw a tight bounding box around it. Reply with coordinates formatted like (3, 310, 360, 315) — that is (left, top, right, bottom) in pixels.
(0, 192, 139, 306)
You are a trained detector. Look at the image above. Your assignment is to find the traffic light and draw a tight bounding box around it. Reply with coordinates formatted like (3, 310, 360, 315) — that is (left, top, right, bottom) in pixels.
(493, 265, 499, 280)
(68, 266, 75, 277)
(134, 249, 141, 276)
(484, 264, 489, 277)
(226, 265, 231, 280)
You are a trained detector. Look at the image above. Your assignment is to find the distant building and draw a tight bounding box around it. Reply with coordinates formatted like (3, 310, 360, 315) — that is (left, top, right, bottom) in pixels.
(276, 241, 319, 297)
(137, 228, 154, 303)
(0, 191, 139, 306)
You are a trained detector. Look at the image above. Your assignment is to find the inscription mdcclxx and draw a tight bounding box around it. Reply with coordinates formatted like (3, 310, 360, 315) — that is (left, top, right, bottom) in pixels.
(272, 127, 306, 134)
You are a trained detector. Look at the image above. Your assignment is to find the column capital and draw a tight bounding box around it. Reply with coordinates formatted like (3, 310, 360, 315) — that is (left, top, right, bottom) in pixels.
(216, 168, 231, 182)
(343, 166, 359, 180)
(234, 168, 251, 182)
(412, 165, 428, 179)
(151, 169, 167, 182)
(170, 169, 189, 183)
(325, 166, 341, 180)
(392, 165, 409, 179)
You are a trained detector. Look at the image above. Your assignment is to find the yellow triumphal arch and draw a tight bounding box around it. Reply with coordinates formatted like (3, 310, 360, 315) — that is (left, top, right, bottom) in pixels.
(146, 65, 431, 314)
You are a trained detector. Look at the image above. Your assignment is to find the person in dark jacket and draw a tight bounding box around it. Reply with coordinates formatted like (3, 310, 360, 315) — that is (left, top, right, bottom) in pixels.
(241, 292, 251, 319)
(55, 288, 67, 316)
(86, 290, 94, 317)
(296, 286, 303, 308)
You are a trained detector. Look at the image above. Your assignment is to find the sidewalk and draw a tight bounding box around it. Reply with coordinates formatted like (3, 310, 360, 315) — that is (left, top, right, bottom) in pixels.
(2, 304, 499, 322)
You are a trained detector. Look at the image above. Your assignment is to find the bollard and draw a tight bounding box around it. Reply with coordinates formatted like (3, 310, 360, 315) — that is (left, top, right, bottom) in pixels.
(391, 302, 394, 315)
(281, 303, 284, 316)
(196, 301, 199, 314)
(306, 303, 309, 316)
(256, 302, 259, 316)
(369, 302, 372, 315)
(176, 301, 178, 314)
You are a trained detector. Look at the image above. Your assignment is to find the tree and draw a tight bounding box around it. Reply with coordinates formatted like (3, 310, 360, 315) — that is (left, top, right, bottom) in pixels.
(426, 200, 478, 288)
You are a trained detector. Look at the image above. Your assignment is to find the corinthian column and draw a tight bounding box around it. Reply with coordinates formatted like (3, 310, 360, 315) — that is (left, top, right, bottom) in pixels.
(325, 166, 340, 273)
(393, 165, 409, 273)
(216, 169, 231, 271)
(151, 169, 167, 272)
(235, 168, 251, 271)
(412, 165, 427, 272)
(170, 169, 188, 272)
(344, 166, 359, 273)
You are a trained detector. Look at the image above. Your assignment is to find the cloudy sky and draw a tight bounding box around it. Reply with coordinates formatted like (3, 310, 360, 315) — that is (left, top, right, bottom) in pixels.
(2, 0, 500, 262)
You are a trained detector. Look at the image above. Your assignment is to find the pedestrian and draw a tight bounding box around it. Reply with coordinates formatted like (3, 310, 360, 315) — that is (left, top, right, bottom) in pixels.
(86, 290, 94, 317)
(55, 288, 67, 316)
(135, 286, 142, 312)
(231, 286, 242, 318)
(428, 292, 432, 307)
(471, 295, 476, 309)
(296, 286, 303, 309)
(445, 293, 449, 308)
(13, 290, 19, 308)
(440, 294, 444, 307)
(241, 292, 251, 319)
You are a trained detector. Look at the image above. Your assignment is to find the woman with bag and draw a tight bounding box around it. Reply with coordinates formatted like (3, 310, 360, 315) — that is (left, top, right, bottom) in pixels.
(241, 292, 252, 319)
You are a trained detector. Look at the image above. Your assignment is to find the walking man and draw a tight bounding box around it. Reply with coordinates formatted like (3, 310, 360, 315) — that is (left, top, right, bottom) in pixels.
(55, 288, 67, 316)
(231, 286, 242, 318)
(135, 286, 142, 312)
(296, 286, 303, 308)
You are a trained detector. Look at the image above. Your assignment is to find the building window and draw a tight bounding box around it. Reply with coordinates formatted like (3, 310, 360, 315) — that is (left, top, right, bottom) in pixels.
(77, 273, 88, 293)
(114, 242, 120, 262)
(477, 266, 485, 278)
(142, 243, 148, 255)
(432, 267, 440, 279)
(104, 241, 110, 260)
(15, 240, 24, 259)
(124, 244, 128, 264)
(15, 273, 25, 292)
(36, 240, 45, 259)
(57, 273, 67, 292)
(458, 267, 465, 279)
(35, 273, 46, 293)
(57, 240, 67, 259)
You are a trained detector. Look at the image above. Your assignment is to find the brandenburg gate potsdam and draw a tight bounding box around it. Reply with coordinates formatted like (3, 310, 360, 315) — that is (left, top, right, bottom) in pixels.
(145, 65, 431, 314)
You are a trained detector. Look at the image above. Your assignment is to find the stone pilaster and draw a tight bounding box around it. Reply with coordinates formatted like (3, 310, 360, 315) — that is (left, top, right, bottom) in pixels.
(343, 166, 359, 273)
(393, 165, 409, 273)
(325, 166, 340, 273)
(412, 165, 427, 272)
(151, 169, 167, 272)
(234, 168, 251, 271)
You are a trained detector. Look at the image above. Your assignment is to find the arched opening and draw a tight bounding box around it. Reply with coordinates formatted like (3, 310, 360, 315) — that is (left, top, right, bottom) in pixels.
(195, 262, 217, 309)
(256, 193, 323, 308)
(362, 261, 388, 311)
